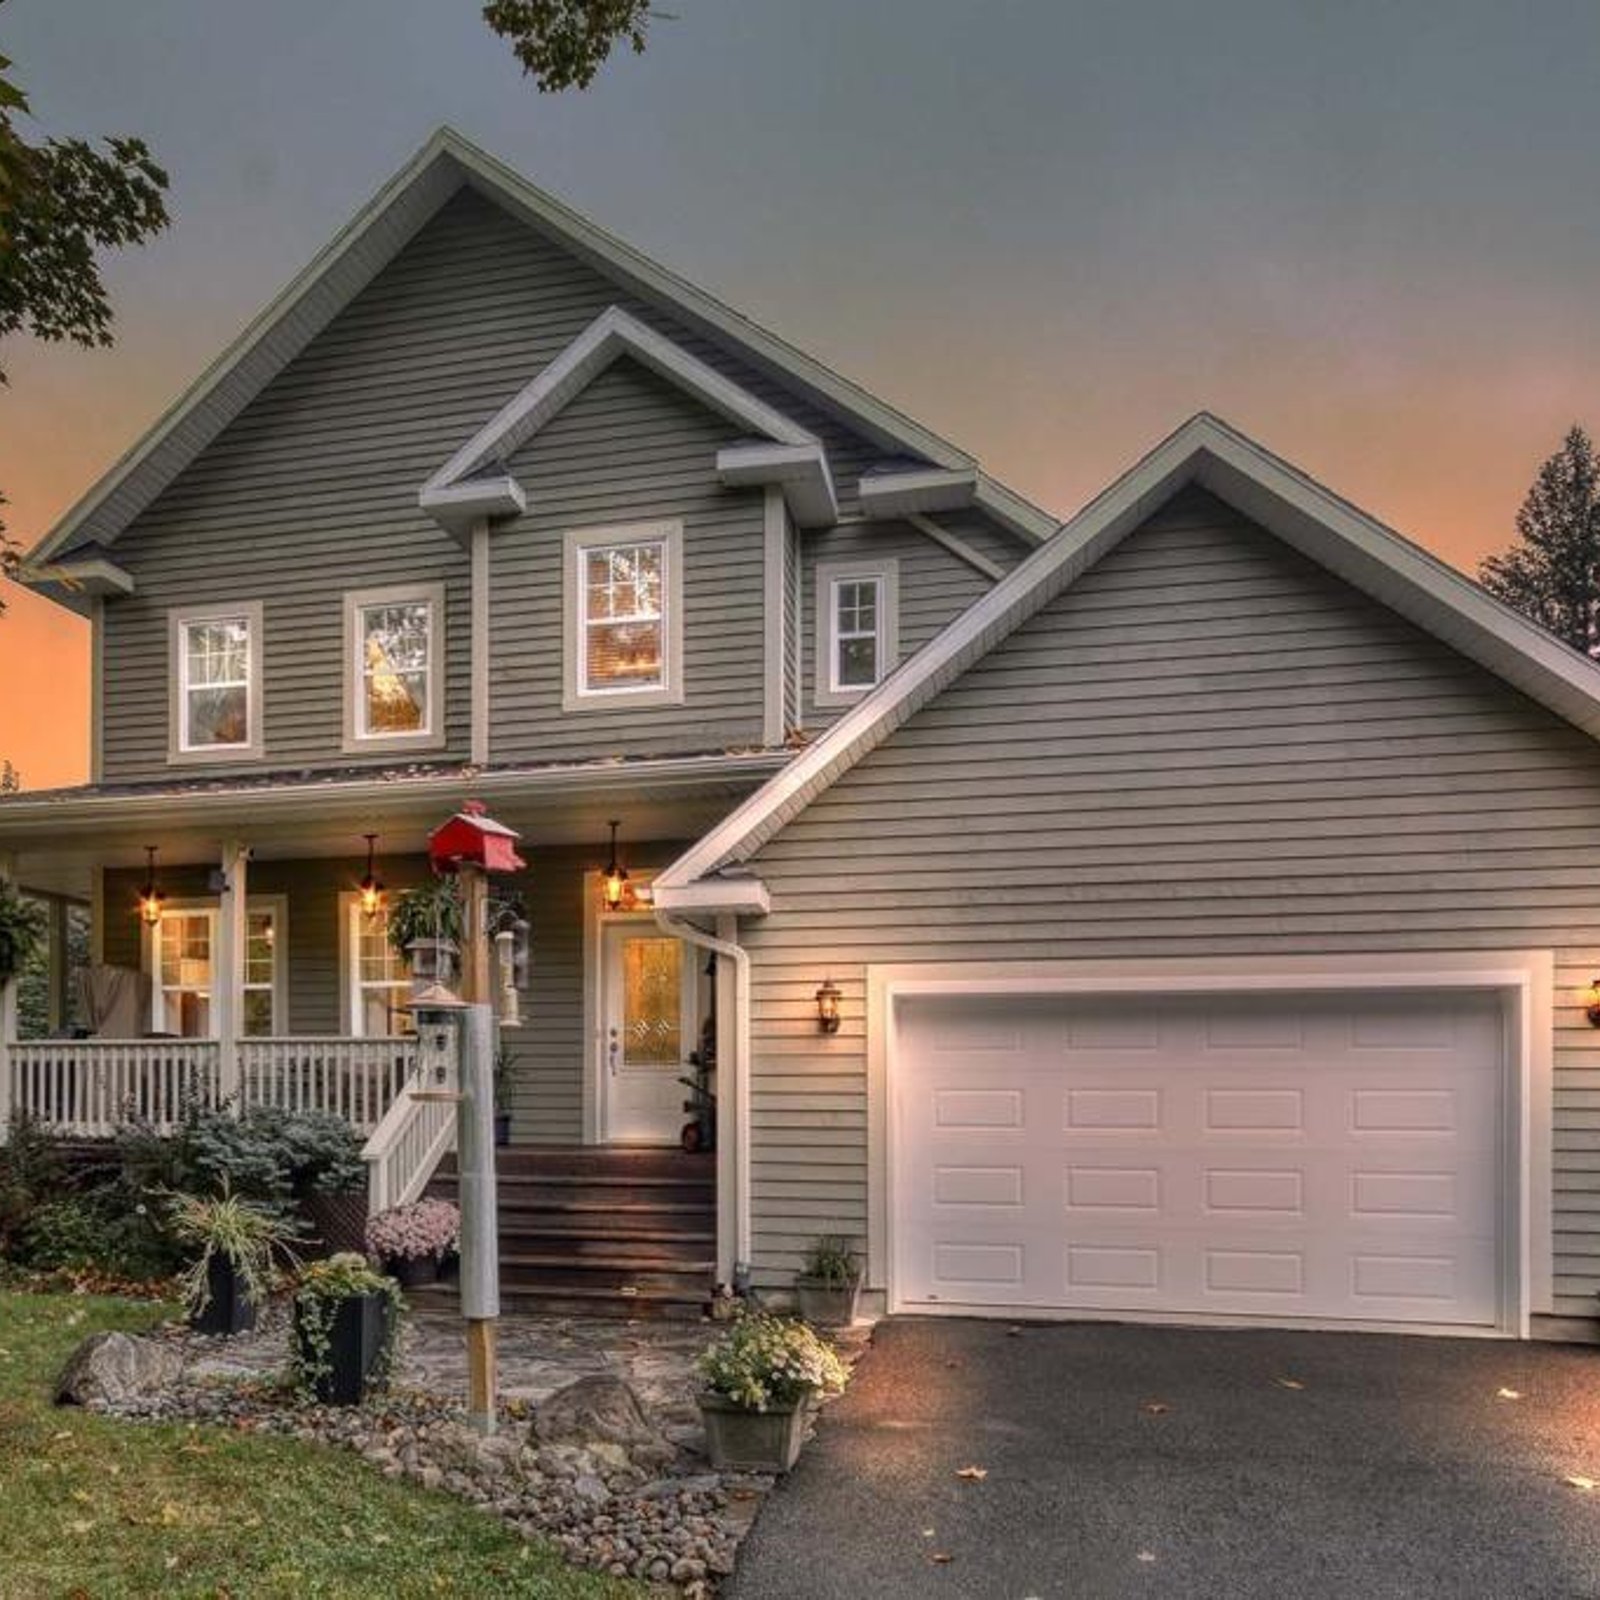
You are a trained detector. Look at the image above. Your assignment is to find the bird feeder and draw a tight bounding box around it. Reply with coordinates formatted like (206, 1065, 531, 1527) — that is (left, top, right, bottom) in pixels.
(404, 982, 471, 1102)
(428, 799, 526, 877)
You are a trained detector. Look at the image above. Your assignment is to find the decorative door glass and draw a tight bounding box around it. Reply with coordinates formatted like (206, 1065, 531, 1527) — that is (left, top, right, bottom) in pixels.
(622, 936, 683, 1067)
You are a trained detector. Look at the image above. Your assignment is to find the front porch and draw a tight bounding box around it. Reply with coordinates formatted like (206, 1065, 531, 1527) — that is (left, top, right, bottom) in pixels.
(0, 767, 751, 1300)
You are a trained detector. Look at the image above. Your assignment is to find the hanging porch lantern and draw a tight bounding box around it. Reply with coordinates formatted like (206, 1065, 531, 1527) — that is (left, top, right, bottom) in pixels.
(358, 833, 386, 919)
(138, 845, 166, 927)
(601, 818, 631, 912)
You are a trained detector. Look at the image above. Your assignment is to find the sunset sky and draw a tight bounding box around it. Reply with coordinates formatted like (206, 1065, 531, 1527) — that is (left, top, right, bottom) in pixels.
(4, 0, 1600, 790)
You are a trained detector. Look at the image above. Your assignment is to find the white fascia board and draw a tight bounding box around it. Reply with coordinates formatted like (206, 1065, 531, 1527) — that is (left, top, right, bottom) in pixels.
(424, 306, 817, 501)
(973, 475, 1059, 544)
(657, 410, 1600, 893)
(418, 475, 527, 540)
(651, 878, 772, 916)
(858, 466, 978, 519)
(716, 442, 838, 528)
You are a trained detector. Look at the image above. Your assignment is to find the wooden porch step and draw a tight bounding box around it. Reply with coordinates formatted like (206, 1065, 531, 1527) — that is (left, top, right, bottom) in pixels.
(437, 1147, 714, 1179)
(430, 1177, 715, 1211)
(407, 1279, 710, 1321)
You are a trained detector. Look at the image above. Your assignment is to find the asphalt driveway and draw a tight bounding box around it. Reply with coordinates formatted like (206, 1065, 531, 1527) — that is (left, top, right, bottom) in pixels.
(728, 1318, 1600, 1599)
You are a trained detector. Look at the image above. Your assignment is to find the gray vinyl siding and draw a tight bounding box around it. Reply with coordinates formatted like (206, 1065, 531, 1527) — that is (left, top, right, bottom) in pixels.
(487, 360, 766, 761)
(740, 486, 1600, 1312)
(800, 520, 998, 729)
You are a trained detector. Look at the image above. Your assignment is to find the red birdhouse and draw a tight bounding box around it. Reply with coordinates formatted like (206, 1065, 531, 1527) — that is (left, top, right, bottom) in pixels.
(428, 799, 526, 875)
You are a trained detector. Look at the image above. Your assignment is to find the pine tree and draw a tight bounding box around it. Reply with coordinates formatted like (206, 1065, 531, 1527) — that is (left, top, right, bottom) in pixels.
(1480, 426, 1600, 656)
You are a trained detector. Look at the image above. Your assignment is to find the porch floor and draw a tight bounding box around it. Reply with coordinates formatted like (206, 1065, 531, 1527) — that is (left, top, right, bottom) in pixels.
(420, 1145, 717, 1320)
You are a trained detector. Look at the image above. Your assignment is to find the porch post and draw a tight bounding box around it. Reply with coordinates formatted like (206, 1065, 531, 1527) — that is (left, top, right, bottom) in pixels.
(46, 898, 69, 1035)
(0, 852, 17, 1138)
(215, 840, 248, 1108)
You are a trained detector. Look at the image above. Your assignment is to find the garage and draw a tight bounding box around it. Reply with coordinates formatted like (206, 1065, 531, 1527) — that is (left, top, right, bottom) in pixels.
(891, 987, 1509, 1329)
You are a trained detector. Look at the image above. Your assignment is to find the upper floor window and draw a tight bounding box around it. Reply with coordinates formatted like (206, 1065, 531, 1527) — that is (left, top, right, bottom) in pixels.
(343, 583, 445, 752)
(563, 521, 685, 711)
(170, 602, 263, 762)
(815, 558, 899, 707)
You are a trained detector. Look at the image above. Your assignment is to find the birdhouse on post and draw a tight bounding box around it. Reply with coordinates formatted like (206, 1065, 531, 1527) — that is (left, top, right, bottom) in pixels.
(425, 798, 523, 1435)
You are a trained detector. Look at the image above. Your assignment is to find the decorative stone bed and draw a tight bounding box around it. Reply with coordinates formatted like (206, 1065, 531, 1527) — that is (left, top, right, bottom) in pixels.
(58, 1308, 870, 1593)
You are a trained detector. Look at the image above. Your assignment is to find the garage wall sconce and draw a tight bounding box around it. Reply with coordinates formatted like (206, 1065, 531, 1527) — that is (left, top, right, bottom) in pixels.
(1585, 978, 1600, 1027)
(815, 977, 842, 1034)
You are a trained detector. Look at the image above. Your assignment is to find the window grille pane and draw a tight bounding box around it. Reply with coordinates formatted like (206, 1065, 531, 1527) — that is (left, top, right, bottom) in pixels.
(242, 989, 274, 1038)
(837, 634, 879, 688)
(245, 913, 275, 986)
(587, 620, 664, 687)
(360, 603, 430, 734)
(185, 619, 249, 687)
(186, 685, 249, 747)
(583, 542, 665, 689)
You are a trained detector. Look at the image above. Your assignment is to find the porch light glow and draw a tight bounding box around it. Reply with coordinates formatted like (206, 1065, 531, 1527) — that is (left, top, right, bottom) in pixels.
(602, 818, 631, 912)
(1585, 976, 1600, 1027)
(358, 832, 386, 919)
(815, 977, 842, 1034)
(138, 844, 165, 926)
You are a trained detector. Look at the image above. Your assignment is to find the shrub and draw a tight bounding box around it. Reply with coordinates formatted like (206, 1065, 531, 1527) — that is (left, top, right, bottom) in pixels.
(0, 1112, 65, 1257)
(697, 1312, 848, 1412)
(798, 1234, 860, 1287)
(165, 1184, 306, 1316)
(365, 1198, 459, 1263)
(0, 880, 47, 982)
(20, 1188, 176, 1281)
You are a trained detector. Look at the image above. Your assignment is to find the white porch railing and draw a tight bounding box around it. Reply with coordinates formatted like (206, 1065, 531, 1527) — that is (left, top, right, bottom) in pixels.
(238, 1037, 415, 1133)
(361, 1064, 458, 1216)
(4, 1035, 417, 1139)
(8, 1039, 223, 1135)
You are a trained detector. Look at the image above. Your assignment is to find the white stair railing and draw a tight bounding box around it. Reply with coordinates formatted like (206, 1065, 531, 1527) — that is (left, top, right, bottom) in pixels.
(361, 1058, 458, 1216)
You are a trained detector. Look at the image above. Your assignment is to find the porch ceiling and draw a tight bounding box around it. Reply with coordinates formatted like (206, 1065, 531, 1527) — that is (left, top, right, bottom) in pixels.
(0, 751, 788, 898)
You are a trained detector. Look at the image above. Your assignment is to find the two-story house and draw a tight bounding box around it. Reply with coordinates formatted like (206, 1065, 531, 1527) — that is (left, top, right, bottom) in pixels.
(8, 129, 1600, 1339)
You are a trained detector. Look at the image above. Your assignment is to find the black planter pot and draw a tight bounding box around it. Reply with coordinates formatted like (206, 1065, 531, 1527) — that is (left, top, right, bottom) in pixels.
(190, 1253, 257, 1337)
(386, 1253, 438, 1289)
(295, 1291, 392, 1406)
(494, 1111, 513, 1148)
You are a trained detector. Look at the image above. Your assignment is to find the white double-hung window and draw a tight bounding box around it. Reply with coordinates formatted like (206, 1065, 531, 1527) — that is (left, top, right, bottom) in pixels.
(151, 901, 284, 1037)
(815, 558, 898, 706)
(563, 521, 684, 710)
(342, 897, 414, 1037)
(343, 583, 445, 751)
(170, 602, 263, 760)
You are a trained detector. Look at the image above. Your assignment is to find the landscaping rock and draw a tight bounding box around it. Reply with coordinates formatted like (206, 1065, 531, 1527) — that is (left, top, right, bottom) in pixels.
(534, 1374, 672, 1468)
(55, 1331, 183, 1407)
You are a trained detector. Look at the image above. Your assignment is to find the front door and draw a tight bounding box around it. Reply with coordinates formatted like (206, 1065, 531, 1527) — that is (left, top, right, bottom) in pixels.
(600, 922, 692, 1144)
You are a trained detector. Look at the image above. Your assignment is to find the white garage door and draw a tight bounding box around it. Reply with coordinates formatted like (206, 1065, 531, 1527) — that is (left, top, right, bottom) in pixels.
(893, 989, 1506, 1328)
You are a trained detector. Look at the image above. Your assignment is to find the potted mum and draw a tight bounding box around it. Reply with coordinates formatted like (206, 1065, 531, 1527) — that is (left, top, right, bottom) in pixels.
(697, 1312, 848, 1473)
(794, 1234, 863, 1328)
(364, 1196, 459, 1287)
(291, 1252, 403, 1405)
(166, 1184, 303, 1336)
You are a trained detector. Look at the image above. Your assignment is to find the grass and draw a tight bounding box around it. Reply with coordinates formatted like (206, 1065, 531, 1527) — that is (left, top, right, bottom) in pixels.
(0, 1290, 649, 1599)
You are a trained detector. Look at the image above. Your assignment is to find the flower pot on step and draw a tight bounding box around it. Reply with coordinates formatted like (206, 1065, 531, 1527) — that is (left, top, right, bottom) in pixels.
(385, 1253, 438, 1289)
(795, 1275, 862, 1329)
(294, 1291, 393, 1406)
(189, 1254, 257, 1337)
(698, 1392, 810, 1473)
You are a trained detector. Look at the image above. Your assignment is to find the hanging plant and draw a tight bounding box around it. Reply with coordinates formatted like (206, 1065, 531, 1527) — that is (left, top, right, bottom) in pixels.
(0, 882, 47, 983)
(384, 878, 463, 958)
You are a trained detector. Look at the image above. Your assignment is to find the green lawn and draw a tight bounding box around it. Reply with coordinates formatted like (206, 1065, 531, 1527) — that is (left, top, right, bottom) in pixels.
(0, 1291, 647, 1599)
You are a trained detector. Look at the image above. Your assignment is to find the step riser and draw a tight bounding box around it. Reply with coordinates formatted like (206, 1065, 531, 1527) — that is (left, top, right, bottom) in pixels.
(432, 1183, 715, 1210)
(437, 1150, 715, 1179)
(409, 1287, 702, 1322)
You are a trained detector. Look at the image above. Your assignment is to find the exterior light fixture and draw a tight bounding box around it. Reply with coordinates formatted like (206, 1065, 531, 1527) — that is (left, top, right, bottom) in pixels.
(1585, 977, 1600, 1027)
(358, 833, 385, 919)
(601, 819, 631, 912)
(815, 976, 842, 1034)
(138, 845, 165, 927)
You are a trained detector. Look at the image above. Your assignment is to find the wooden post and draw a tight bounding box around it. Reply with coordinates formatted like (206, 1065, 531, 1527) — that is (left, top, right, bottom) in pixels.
(456, 863, 499, 1433)
(46, 898, 69, 1035)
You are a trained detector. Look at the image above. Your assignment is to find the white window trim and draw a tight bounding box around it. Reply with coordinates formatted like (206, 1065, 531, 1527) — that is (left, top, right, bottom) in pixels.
(145, 895, 287, 1038)
(338, 892, 412, 1038)
(168, 601, 265, 763)
(342, 582, 447, 753)
(815, 557, 898, 708)
(562, 520, 685, 712)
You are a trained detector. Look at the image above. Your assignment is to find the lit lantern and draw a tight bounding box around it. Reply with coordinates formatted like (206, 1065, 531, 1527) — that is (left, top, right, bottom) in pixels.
(815, 976, 842, 1035)
(139, 845, 165, 927)
(1585, 976, 1600, 1027)
(358, 833, 385, 919)
(601, 819, 631, 912)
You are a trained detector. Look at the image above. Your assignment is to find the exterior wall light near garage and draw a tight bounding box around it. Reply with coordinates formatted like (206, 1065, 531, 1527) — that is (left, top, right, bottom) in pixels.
(1585, 977, 1600, 1027)
(815, 977, 842, 1034)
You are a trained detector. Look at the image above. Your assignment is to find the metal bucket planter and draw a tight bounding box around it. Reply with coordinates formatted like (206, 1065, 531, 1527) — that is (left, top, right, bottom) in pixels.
(795, 1275, 862, 1329)
(698, 1392, 810, 1473)
(189, 1254, 257, 1337)
(294, 1292, 393, 1406)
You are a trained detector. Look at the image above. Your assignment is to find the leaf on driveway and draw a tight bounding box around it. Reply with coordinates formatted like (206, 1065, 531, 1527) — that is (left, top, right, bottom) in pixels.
(1566, 1475, 1598, 1492)
(1497, 1387, 1523, 1400)
(930, 1552, 954, 1565)
(1141, 1401, 1171, 1415)
(1136, 1551, 1157, 1564)
(922, 1528, 936, 1538)
(1274, 1377, 1305, 1391)
(1006, 1326, 1024, 1337)
(955, 1465, 988, 1480)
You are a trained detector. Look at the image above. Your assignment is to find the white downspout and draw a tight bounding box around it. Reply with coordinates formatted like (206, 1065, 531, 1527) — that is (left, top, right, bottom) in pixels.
(654, 908, 751, 1282)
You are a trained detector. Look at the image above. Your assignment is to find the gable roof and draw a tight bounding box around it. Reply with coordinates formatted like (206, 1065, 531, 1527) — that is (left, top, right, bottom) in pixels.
(653, 411, 1600, 912)
(25, 127, 1054, 573)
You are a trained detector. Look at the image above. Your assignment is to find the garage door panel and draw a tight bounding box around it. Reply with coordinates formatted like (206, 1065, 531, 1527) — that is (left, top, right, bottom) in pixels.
(895, 990, 1505, 1327)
